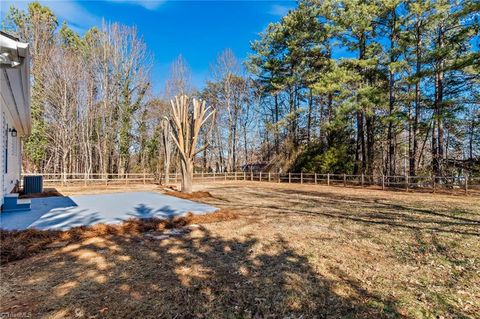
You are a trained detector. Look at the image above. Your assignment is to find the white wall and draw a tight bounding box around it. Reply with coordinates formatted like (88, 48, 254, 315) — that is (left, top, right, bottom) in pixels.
(1, 101, 23, 204)
(0, 34, 31, 207)
(0, 107, 3, 205)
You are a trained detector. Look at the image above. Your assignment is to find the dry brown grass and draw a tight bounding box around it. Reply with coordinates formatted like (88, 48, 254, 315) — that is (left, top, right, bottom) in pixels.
(19, 188, 64, 199)
(0, 210, 236, 265)
(50, 183, 163, 196)
(1, 182, 479, 318)
(164, 189, 214, 200)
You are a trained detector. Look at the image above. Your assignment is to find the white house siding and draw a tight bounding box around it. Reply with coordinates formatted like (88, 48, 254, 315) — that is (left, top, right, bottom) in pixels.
(0, 32, 31, 207)
(1, 105, 22, 195)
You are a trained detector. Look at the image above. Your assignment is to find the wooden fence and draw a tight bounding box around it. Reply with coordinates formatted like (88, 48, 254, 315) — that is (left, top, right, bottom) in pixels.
(21, 172, 479, 194)
(21, 173, 156, 186)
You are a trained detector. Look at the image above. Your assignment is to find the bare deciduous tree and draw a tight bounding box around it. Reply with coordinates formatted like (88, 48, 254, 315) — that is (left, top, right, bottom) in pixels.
(165, 55, 193, 98)
(161, 117, 173, 184)
(168, 96, 215, 193)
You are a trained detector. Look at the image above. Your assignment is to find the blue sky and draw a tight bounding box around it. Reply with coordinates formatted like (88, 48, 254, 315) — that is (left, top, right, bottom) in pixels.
(1, 0, 297, 93)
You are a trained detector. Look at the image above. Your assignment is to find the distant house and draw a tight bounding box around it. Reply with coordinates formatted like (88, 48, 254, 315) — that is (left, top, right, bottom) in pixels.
(0, 31, 31, 207)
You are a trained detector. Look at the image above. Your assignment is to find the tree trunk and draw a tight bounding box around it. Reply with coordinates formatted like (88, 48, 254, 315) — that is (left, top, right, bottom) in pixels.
(169, 96, 215, 193)
(274, 93, 279, 155)
(366, 115, 374, 176)
(180, 160, 193, 194)
(408, 85, 415, 177)
(307, 88, 313, 143)
(432, 25, 445, 177)
(411, 20, 422, 176)
(355, 33, 367, 175)
(387, 7, 397, 176)
(289, 83, 295, 152)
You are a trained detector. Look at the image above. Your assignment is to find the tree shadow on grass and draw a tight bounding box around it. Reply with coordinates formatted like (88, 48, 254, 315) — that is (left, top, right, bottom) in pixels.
(264, 203, 480, 237)
(272, 187, 480, 219)
(1, 226, 407, 318)
(212, 187, 480, 237)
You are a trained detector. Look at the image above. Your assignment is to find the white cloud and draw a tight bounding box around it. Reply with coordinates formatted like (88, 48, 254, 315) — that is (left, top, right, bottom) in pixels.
(49, 1, 102, 31)
(55, 1, 99, 25)
(106, 0, 165, 10)
(1, 0, 102, 34)
(268, 4, 293, 17)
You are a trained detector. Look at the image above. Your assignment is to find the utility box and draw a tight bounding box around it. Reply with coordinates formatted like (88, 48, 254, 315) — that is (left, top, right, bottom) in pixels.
(23, 176, 43, 194)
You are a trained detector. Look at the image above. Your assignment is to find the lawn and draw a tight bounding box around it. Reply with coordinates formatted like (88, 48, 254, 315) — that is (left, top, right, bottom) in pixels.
(1, 182, 479, 318)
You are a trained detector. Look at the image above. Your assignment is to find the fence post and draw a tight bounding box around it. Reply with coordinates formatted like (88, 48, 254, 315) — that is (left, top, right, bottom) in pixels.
(213, 171, 216, 182)
(143, 172, 146, 184)
(234, 171, 237, 181)
(361, 174, 364, 187)
(251, 171, 253, 181)
(465, 174, 468, 194)
(300, 172, 303, 184)
(244, 171, 246, 181)
(289, 173, 291, 184)
(268, 172, 271, 182)
(343, 174, 346, 187)
(314, 173, 317, 185)
(405, 175, 409, 191)
(224, 172, 227, 181)
(382, 175, 385, 190)
(327, 173, 330, 186)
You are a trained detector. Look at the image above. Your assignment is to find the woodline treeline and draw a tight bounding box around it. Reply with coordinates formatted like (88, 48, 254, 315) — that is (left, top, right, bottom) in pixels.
(2, 0, 479, 179)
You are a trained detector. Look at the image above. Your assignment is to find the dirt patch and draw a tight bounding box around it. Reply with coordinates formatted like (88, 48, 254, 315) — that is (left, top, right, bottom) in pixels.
(19, 188, 63, 199)
(0, 210, 236, 265)
(164, 189, 213, 200)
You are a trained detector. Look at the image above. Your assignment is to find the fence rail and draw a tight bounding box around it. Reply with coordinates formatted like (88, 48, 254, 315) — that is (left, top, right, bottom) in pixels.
(21, 173, 156, 186)
(21, 172, 479, 194)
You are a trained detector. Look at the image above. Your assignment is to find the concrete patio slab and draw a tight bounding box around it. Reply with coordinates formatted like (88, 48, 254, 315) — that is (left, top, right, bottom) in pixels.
(0, 192, 218, 231)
